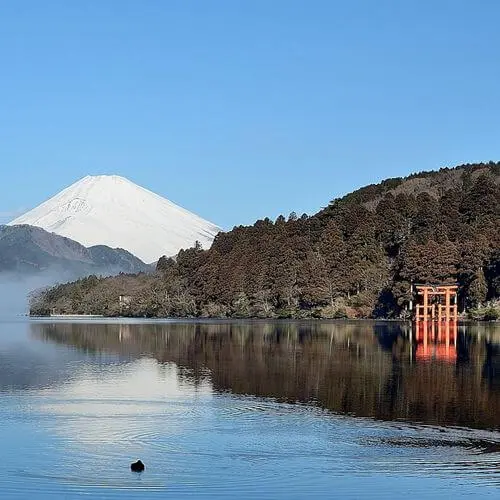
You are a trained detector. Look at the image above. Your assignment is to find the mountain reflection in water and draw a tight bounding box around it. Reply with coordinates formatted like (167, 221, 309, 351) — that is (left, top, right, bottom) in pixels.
(31, 320, 500, 431)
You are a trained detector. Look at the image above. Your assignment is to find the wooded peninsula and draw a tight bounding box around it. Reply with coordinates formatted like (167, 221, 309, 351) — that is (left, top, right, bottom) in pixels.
(31, 162, 500, 320)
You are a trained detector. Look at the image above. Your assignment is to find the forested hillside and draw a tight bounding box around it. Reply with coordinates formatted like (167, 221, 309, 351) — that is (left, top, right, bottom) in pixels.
(31, 162, 500, 319)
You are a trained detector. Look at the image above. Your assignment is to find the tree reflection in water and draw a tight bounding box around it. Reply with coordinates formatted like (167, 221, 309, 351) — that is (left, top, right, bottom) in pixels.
(31, 320, 500, 431)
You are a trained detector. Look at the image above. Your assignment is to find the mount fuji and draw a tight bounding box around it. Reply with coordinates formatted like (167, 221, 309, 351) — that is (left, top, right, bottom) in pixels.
(9, 175, 221, 263)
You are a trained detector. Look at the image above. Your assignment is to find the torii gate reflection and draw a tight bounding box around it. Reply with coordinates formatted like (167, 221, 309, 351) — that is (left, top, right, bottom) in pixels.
(415, 320, 458, 362)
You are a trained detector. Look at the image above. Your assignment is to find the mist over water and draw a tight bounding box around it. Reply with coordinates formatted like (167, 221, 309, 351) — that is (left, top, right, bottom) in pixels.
(0, 266, 139, 317)
(0, 273, 57, 316)
(1, 319, 499, 499)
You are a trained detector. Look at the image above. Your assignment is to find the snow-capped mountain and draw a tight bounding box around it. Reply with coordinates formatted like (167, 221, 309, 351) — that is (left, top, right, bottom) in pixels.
(9, 175, 221, 263)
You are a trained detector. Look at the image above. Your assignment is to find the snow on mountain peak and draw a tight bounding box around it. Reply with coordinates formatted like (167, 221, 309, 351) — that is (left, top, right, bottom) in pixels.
(8, 175, 221, 263)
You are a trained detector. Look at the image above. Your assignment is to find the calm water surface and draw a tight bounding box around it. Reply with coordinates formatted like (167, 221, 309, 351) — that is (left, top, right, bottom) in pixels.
(1, 319, 499, 499)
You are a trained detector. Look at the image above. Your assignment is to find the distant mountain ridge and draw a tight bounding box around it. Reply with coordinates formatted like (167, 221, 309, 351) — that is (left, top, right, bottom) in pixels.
(9, 174, 221, 262)
(0, 224, 150, 276)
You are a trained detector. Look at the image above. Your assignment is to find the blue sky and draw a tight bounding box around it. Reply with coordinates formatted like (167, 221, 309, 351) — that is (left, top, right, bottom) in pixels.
(1, 0, 500, 229)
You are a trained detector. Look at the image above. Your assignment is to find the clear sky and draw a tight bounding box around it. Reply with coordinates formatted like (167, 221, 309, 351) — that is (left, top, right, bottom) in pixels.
(1, 0, 499, 229)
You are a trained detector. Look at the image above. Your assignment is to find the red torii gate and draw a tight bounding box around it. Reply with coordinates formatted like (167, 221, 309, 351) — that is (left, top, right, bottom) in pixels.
(414, 284, 458, 322)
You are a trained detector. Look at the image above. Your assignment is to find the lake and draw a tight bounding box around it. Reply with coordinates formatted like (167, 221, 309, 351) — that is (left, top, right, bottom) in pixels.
(1, 318, 499, 498)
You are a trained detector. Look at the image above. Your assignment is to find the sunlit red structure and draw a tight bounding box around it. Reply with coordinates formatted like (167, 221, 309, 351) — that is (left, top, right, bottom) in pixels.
(414, 285, 458, 322)
(415, 321, 457, 362)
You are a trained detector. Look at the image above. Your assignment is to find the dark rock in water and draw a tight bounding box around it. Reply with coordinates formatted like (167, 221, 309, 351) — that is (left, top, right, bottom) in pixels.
(130, 460, 145, 472)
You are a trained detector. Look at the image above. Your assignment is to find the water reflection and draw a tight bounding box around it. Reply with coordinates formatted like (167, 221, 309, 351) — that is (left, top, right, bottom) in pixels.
(415, 321, 458, 362)
(39, 357, 212, 460)
(31, 320, 500, 431)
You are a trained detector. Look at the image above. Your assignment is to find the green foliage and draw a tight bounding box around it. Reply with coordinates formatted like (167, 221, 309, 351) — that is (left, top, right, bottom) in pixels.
(318, 298, 349, 319)
(232, 292, 251, 318)
(468, 301, 500, 321)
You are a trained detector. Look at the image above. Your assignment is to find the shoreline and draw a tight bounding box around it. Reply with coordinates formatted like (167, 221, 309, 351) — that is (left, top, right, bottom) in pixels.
(27, 315, 499, 325)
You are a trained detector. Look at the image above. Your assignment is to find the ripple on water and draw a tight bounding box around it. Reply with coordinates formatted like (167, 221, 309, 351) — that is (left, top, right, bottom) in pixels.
(359, 426, 500, 484)
(3, 393, 500, 498)
(2, 319, 500, 499)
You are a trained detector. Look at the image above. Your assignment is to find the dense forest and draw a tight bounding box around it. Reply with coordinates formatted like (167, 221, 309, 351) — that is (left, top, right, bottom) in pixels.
(31, 162, 500, 319)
